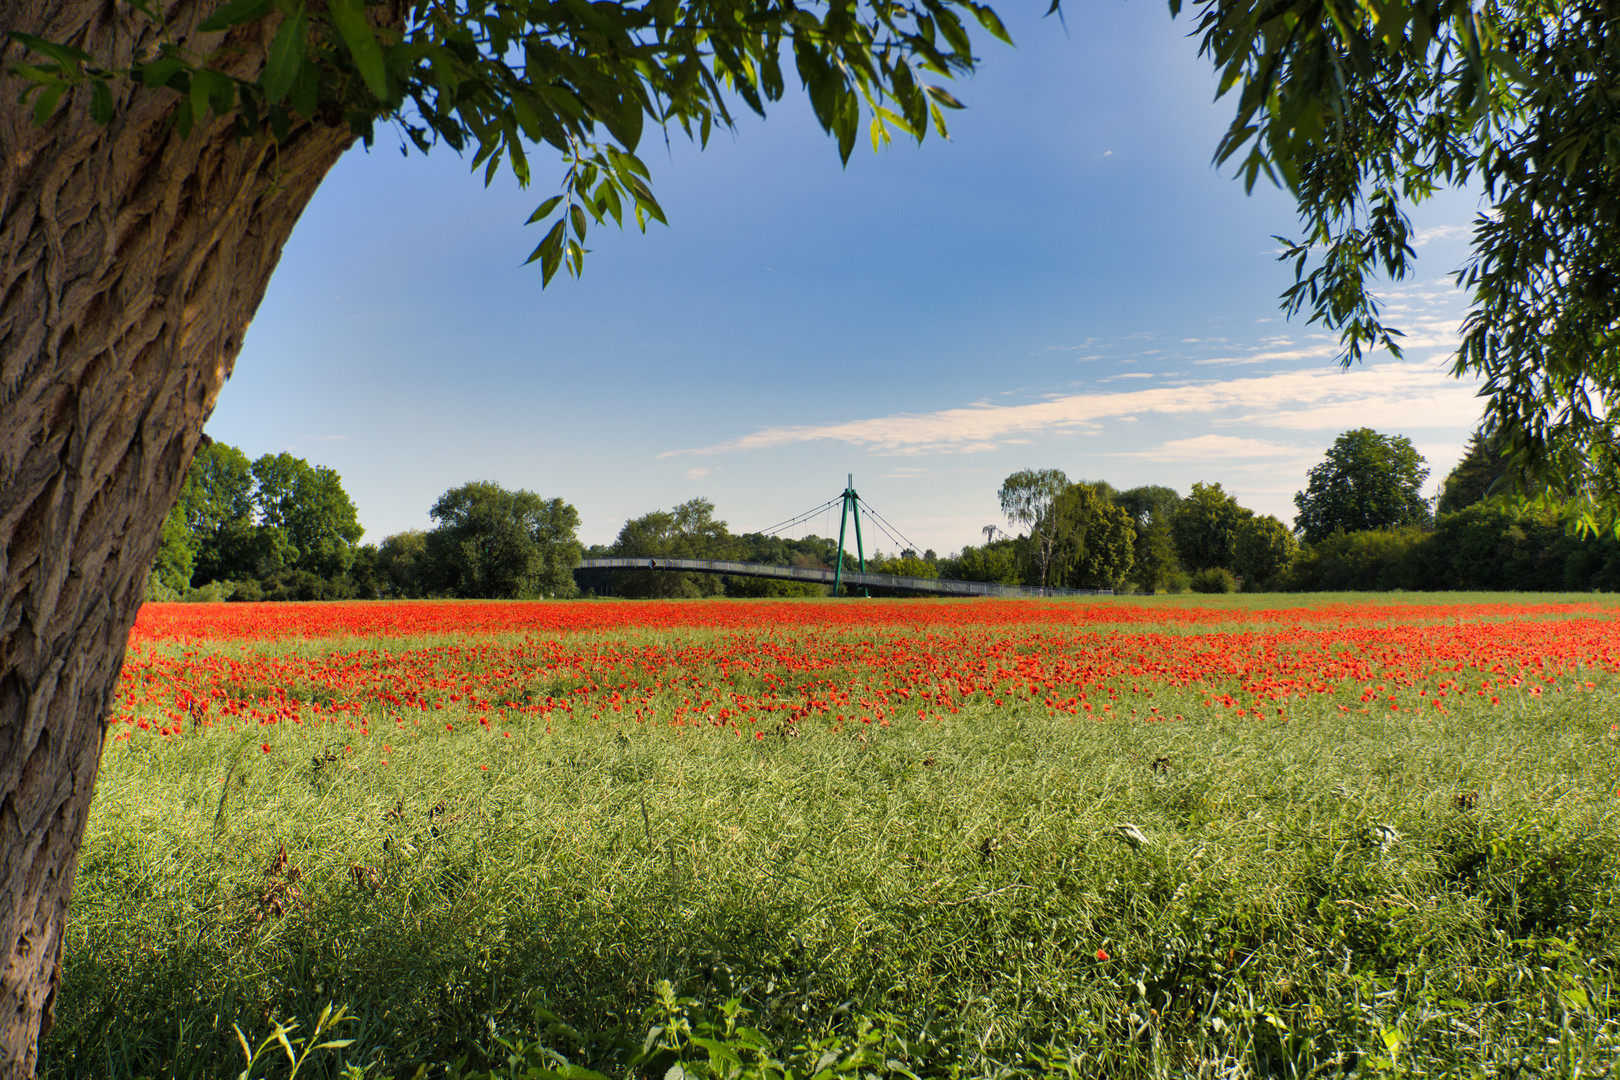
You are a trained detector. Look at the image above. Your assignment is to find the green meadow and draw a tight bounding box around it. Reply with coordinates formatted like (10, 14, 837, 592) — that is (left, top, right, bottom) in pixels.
(42, 595, 1620, 1078)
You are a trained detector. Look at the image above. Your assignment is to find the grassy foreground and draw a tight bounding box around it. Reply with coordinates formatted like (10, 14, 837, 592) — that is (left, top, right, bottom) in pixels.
(40, 595, 1620, 1078)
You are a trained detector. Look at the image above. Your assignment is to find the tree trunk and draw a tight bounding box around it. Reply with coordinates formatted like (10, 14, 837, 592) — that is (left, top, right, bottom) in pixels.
(0, 3, 357, 1072)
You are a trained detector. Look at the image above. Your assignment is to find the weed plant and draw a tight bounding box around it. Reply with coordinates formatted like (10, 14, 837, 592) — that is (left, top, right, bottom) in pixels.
(40, 596, 1620, 1078)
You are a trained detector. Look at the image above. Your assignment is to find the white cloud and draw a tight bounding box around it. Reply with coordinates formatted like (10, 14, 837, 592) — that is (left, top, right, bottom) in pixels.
(1111, 435, 1306, 461)
(1413, 224, 1471, 247)
(1193, 344, 1342, 366)
(661, 361, 1485, 458)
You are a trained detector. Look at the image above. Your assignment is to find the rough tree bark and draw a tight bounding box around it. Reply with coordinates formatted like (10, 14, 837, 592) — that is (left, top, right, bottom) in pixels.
(0, 3, 358, 1071)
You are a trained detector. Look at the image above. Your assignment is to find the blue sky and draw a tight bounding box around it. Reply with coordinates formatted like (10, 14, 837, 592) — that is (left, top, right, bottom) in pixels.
(207, 0, 1490, 556)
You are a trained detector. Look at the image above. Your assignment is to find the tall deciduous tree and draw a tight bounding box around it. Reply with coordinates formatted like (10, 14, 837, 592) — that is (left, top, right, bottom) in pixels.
(1039, 483, 1136, 590)
(1233, 514, 1298, 587)
(1113, 484, 1181, 593)
(1, 1, 1006, 1063)
(1170, 482, 1252, 572)
(1293, 429, 1430, 545)
(1183, 0, 1620, 519)
(180, 441, 258, 584)
(375, 529, 430, 598)
(952, 540, 1021, 586)
(176, 443, 363, 587)
(610, 498, 731, 598)
(1436, 424, 1515, 518)
(998, 468, 1069, 587)
(424, 481, 582, 598)
(250, 452, 364, 580)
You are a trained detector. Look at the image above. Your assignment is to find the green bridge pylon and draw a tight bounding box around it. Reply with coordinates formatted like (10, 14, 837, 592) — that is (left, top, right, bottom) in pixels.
(831, 474, 868, 598)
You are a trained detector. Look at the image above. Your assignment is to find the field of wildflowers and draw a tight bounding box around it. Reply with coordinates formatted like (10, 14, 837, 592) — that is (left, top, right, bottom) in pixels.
(46, 595, 1620, 1078)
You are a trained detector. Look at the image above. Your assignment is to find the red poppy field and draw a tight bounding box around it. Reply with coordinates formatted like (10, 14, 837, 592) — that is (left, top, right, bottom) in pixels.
(50, 596, 1620, 1078)
(113, 597, 1620, 748)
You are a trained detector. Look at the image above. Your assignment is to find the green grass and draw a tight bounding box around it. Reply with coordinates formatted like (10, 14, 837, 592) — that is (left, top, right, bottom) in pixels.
(43, 597, 1620, 1078)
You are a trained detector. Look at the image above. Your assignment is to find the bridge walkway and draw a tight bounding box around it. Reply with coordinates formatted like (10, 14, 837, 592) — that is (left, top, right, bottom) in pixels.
(576, 558, 1113, 598)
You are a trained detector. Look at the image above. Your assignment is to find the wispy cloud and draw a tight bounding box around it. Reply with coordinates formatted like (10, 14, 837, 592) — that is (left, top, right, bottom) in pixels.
(1111, 435, 1306, 461)
(1414, 223, 1471, 247)
(1193, 344, 1341, 366)
(662, 361, 1484, 458)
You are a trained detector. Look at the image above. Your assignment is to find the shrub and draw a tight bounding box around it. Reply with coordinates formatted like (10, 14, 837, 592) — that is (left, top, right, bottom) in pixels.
(1281, 528, 1426, 591)
(1189, 567, 1236, 593)
(143, 570, 181, 603)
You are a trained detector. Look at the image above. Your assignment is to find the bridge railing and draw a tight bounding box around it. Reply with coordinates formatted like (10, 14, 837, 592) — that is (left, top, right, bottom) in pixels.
(576, 558, 1113, 599)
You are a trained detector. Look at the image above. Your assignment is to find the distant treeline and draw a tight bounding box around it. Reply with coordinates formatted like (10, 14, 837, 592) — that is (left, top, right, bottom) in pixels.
(149, 424, 1620, 601)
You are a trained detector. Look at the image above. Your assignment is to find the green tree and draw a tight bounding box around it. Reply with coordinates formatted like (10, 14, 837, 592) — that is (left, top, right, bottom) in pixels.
(1437, 424, 1515, 517)
(180, 441, 259, 584)
(1, 3, 1009, 1057)
(872, 552, 940, 580)
(1233, 514, 1298, 588)
(721, 533, 832, 596)
(147, 501, 195, 598)
(951, 540, 1022, 585)
(1170, 482, 1252, 572)
(999, 468, 1069, 587)
(1294, 429, 1430, 546)
(1038, 483, 1136, 591)
(1114, 485, 1181, 592)
(610, 498, 732, 598)
(251, 453, 365, 579)
(1183, 0, 1620, 516)
(425, 482, 582, 599)
(376, 530, 431, 598)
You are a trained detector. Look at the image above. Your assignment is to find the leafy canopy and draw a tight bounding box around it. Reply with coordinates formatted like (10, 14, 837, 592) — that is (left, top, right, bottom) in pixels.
(10, 0, 1010, 284)
(175, 443, 364, 585)
(998, 468, 1069, 587)
(1038, 482, 1136, 591)
(1169, 481, 1252, 573)
(1181, 0, 1620, 522)
(1293, 428, 1430, 545)
(425, 480, 583, 598)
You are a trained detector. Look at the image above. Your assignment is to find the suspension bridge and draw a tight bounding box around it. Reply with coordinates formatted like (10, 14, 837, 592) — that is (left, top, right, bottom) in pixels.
(575, 476, 1114, 599)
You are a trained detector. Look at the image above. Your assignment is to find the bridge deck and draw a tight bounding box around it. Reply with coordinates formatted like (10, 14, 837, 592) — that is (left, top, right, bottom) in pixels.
(576, 558, 1113, 598)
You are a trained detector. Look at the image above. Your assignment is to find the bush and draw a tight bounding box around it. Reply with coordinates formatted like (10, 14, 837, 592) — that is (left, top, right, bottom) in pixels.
(1281, 528, 1426, 591)
(1161, 568, 1190, 594)
(188, 580, 231, 603)
(143, 570, 181, 603)
(1189, 567, 1236, 593)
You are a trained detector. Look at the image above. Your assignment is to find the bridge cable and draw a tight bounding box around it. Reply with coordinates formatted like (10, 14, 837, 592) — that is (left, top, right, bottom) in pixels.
(857, 497, 965, 582)
(755, 497, 842, 538)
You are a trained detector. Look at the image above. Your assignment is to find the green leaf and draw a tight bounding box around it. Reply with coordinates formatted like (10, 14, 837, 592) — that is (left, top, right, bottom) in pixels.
(267, 102, 291, 140)
(525, 219, 566, 285)
(7, 32, 92, 70)
(262, 5, 304, 104)
(289, 50, 319, 117)
(172, 94, 195, 138)
(140, 56, 187, 89)
(89, 79, 114, 124)
(198, 0, 274, 32)
(569, 204, 587, 241)
(328, 0, 389, 101)
(967, 3, 1013, 45)
(192, 68, 235, 119)
(624, 177, 666, 226)
(526, 195, 564, 225)
(8, 64, 61, 86)
(31, 81, 67, 125)
(924, 85, 965, 109)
